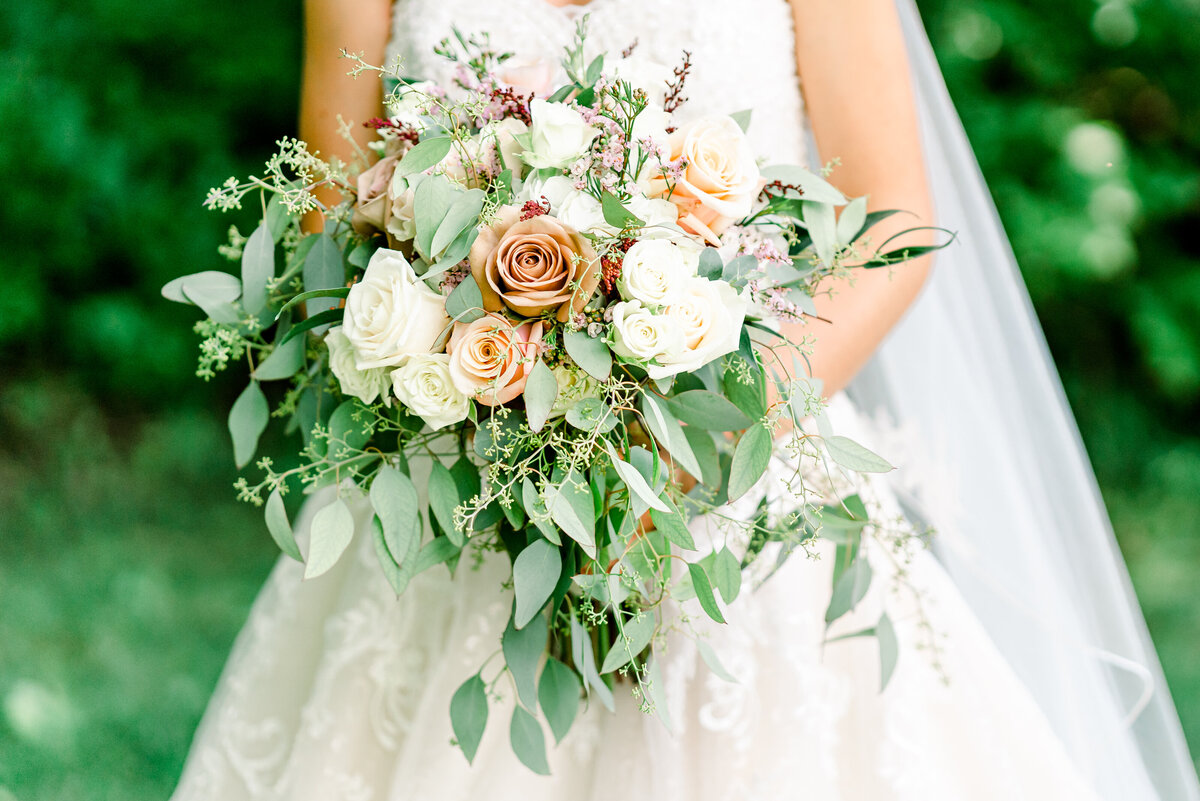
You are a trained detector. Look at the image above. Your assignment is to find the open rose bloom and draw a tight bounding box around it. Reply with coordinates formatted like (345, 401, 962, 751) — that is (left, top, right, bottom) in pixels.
(170, 28, 947, 773)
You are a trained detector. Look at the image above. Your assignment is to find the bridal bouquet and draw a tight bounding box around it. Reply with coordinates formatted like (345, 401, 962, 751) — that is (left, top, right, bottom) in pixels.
(166, 23, 943, 772)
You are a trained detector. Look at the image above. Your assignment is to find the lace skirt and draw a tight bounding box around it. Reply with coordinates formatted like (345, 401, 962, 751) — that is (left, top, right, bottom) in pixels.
(172, 396, 1101, 801)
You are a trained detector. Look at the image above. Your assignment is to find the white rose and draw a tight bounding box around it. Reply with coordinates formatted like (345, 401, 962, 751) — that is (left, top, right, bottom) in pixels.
(524, 99, 599, 169)
(611, 56, 674, 103)
(648, 277, 747, 379)
(617, 239, 699, 307)
(548, 363, 600, 417)
(556, 188, 614, 235)
(343, 248, 450, 369)
(325, 328, 392, 406)
(610, 300, 684, 365)
(385, 81, 437, 131)
(391, 353, 471, 431)
(516, 173, 575, 209)
(627, 194, 680, 229)
(484, 117, 529, 176)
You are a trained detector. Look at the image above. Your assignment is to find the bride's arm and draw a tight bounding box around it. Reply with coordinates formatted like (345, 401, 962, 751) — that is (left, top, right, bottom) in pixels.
(299, 0, 392, 230)
(785, 0, 935, 397)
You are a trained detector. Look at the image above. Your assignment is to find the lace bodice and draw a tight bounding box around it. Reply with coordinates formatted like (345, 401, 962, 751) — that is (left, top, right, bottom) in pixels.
(386, 0, 808, 165)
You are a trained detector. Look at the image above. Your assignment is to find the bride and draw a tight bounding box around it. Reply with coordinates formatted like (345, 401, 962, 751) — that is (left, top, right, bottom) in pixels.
(172, 0, 1199, 798)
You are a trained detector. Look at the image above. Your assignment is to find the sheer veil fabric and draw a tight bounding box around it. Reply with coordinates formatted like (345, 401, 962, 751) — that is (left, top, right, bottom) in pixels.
(850, 2, 1199, 798)
(169, 0, 1199, 798)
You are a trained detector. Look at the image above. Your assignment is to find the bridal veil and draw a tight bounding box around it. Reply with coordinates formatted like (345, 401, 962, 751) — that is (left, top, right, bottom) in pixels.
(848, 2, 1199, 798)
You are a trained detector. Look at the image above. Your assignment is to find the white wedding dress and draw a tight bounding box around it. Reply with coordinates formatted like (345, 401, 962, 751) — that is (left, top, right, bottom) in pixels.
(170, 1, 1156, 798)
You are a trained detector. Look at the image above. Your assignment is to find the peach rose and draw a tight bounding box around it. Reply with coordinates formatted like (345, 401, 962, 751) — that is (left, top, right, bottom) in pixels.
(351, 155, 398, 236)
(657, 115, 762, 245)
(447, 313, 545, 406)
(468, 206, 600, 322)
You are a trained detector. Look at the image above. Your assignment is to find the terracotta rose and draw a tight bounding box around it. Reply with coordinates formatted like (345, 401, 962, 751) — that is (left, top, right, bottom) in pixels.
(468, 206, 600, 322)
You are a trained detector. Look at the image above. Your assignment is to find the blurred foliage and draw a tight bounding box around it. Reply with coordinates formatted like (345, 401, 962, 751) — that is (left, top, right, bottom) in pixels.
(0, 0, 1197, 798)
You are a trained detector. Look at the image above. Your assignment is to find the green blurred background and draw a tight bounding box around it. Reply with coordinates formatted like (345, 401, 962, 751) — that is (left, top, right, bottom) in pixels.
(1, 0, 1198, 797)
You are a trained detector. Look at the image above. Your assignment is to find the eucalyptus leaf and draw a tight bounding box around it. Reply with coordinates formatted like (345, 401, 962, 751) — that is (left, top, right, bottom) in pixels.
(687, 561, 726, 624)
(648, 495, 697, 551)
(824, 435, 894, 473)
(264, 487, 302, 562)
(836, 196, 869, 247)
(667, 390, 752, 431)
(877, 612, 899, 691)
(240, 222, 274, 317)
(304, 498, 356, 579)
(428, 460, 464, 546)
(570, 611, 615, 712)
(162, 270, 240, 305)
(445, 273, 486, 324)
(727, 423, 772, 502)
(414, 535, 461, 575)
(639, 393, 702, 480)
(522, 478, 560, 544)
(302, 234, 344, 327)
(523, 360, 558, 433)
(509, 706, 550, 776)
(253, 333, 304, 381)
(605, 443, 669, 513)
(711, 546, 742, 604)
(563, 328, 612, 381)
(646, 656, 673, 732)
(370, 465, 421, 568)
(825, 555, 873, 625)
(600, 190, 644, 229)
(547, 468, 596, 556)
(697, 639, 739, 683)
(538, 659, 581, 745)
(414, 175, 457, 260)
(682, 426, 721, 489)
(760, 164, 847, 205)
(397, 136, 453, 176)
(273, 286, 350, 321)
(697, 247, 723, 280)
(228, 380, 269, 468)
(803, 200, 838, 268)
(729, 108, 752, 132)
(722, 355, 767, 420)
(565, 397, 617, 433)
(502, 609, 548, 711)
(513, 539, 562, 629)
(371, 517, 409, 594)
(599, 614, 655, 674)
(431, 188, 485, 257)
(722, 254, 758, 285)
(450, 674, 488, 764)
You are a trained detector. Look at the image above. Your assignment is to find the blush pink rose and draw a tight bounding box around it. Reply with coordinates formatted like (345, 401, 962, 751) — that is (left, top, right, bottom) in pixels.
(352, 155, 398, 236)
(447, 313, 545, 406)
(496, 56, 556, 98)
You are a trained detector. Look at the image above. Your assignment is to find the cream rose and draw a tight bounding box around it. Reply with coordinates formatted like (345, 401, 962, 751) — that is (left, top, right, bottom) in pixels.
(468, 206, 600, 322)
(610, 300, 684, 366)
(343, 248, 450, 369)
(391, 353, 471, 430)
(658, 116, 762, 244)
(548, 363, 600, 417)
(447, 313, 545, 406)
(647, 277, 747, 379)
(326, 328, 392, 406)
(616, 239, 699, 308)
(524, 99, 599, 170)
(485, 117, 529, 176)
(386, 173, 418, 243)
(351, 155, 398, 236)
